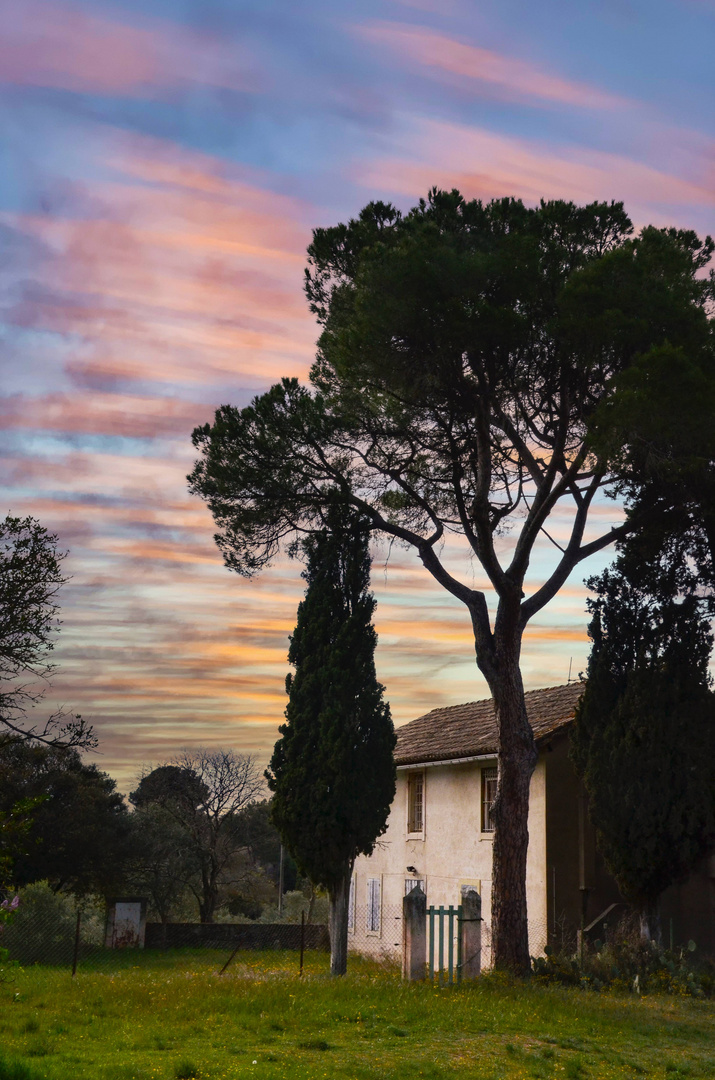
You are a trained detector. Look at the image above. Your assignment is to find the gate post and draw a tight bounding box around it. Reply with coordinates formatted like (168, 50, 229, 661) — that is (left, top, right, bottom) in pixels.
(460, 885, 482, 980)
(402, 885, 426, 981)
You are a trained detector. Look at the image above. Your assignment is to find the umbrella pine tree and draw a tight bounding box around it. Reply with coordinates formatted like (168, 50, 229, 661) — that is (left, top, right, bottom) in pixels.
(267, 505, 395, 975)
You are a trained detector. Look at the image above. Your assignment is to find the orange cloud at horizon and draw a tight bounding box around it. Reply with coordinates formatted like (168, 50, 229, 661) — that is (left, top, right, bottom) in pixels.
(357, 22, 624, 110)
(0, 0, 257, 98)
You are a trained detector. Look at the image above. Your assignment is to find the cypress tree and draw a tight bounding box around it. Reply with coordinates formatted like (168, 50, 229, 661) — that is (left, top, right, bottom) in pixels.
(571, 560, 715, 940)
(266, 504, 395, 975)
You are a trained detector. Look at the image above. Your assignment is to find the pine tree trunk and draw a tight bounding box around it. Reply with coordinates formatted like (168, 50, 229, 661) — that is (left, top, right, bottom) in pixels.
(485, 621, 538, 976)
(328, 867, 351, 976)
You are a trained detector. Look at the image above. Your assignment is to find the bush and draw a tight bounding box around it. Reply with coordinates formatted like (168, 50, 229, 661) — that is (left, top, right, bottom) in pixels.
(258, 889, 329, 924)
(2, 882, 103, 965)
(532, 937, 715, 997)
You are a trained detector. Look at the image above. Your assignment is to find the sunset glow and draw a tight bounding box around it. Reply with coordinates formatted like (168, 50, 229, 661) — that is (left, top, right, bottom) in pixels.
(1, 0, 712, 790)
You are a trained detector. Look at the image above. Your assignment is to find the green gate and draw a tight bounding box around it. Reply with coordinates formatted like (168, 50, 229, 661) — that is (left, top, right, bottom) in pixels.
(427, 904, 463, 985)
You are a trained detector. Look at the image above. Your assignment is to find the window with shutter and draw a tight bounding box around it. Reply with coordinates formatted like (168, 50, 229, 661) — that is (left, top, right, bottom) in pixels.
(348, 876, 355, 933)
(367, 877, 381, 933)
(407, 771, 424, 834)
(482, 766, 498, 833)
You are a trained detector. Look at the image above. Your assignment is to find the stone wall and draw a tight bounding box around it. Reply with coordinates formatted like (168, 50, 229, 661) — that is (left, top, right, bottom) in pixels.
(144, 922, 329, 951)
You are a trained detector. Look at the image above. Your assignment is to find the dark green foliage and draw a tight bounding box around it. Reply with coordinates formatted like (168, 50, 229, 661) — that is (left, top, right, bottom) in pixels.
(0, 797, 39, 888)
(190, 189, 713, 973)
(0, 515, 92, 747)
(571, 560, 715, 915)
(588, 337, 715, 602)
(128, 749, 264, 923)
(130, 764, 209, 812)
(123, 802, 197, 923)
(1, 882, 90, 965)
(533, 938, 715, 997)
(267, 505, 395, 892)
(0, 740, 131, 896)
(231, 799, 297, 891)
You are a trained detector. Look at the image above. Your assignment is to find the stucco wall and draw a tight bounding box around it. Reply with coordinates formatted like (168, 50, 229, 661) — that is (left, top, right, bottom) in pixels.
(351, 755, 548, 962)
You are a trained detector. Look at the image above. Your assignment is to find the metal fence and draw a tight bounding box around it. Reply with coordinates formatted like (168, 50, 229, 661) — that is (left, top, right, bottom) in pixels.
(0, 884, 329, 977)
(144, 921, 329, 952)
(2, 883, 551, 976)
(348, 902, 403, 963)
(347, 896, 549, 971)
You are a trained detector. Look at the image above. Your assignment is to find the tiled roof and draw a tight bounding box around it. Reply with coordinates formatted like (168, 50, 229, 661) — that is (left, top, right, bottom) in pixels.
(395, 683, 584, 766)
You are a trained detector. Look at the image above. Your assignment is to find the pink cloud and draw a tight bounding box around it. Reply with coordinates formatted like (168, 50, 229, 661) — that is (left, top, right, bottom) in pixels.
(357, 22, 624, 109)
(0, 0, 257, 98)
(0, 392, 214, 439)
(0, 129, 607, 787)
(359, 118, 715, 218)
(7, 131, 317, 391)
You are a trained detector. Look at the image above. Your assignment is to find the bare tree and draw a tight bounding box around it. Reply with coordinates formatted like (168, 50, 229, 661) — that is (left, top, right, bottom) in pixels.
(130, 749, 264, 922)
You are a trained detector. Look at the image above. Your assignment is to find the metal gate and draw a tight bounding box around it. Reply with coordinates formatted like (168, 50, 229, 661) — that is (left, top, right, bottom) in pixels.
(427, 904, 463, 985)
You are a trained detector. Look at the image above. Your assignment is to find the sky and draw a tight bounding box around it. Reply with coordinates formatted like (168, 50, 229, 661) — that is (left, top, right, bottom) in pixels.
(1, 0, 713, 792)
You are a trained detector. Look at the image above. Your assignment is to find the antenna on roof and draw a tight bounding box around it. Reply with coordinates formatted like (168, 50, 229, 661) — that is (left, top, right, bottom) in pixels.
(567, 657, 573, 684)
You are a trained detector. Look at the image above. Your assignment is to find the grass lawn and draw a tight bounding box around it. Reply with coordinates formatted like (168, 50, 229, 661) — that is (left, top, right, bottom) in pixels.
(1, 949, 714, 1080)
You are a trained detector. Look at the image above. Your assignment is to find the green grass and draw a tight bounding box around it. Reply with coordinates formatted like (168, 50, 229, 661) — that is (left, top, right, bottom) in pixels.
(1, 949, 715, 1079)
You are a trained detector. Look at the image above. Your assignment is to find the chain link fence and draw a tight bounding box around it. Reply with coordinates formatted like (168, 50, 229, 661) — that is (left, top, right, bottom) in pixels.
(347, 895, 550, 970)
(2, 882, 551, 977)
(0, 883, 330, 977)
(348, 902, 403, 963)
(2, 884, 105, 971)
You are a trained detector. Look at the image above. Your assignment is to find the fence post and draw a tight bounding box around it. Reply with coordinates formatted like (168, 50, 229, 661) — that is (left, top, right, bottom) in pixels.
(72, 908, 81, 977)
(460, 885, 481, 980)
(402, 885, 426, 981)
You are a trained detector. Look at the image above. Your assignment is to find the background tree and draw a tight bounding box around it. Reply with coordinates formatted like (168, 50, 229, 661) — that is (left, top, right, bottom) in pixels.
(0, 795, 39, 892)
(0, 514, 93, 747)
(190, 191, 713, 972)
(124, 802, 197, 923)
(130, 750, 263, 923)
(589, 338, 715, 600)
(266, 504, 396, 976)
(229, 799, 298, 904)
(0, 739, 131, 896)
(571, 552, 715, 940)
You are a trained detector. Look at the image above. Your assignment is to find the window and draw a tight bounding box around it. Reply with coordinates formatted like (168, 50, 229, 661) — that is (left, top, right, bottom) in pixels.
(407, 771, 424, 833)
(404, 878, 424, 896)
(348, 876, 355, 933)
(481, 766, 498, 832)
(367, 877, 381, 933)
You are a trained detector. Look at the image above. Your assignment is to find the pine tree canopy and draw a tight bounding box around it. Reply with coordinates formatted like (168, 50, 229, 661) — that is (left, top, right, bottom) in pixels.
(190, 189, 713, 971)
(266, 504, 396, 892)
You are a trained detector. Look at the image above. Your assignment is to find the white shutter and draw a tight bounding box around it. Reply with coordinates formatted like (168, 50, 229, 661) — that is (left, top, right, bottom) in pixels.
(367, 877, 381, 933)
(348, 876, 355, 932)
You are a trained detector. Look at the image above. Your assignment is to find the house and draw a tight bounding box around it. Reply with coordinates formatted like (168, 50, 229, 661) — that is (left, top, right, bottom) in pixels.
(349, 683, 715, 963)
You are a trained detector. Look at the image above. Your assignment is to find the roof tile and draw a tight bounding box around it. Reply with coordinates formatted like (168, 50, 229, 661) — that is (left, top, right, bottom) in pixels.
(395, 683, 584, 766)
